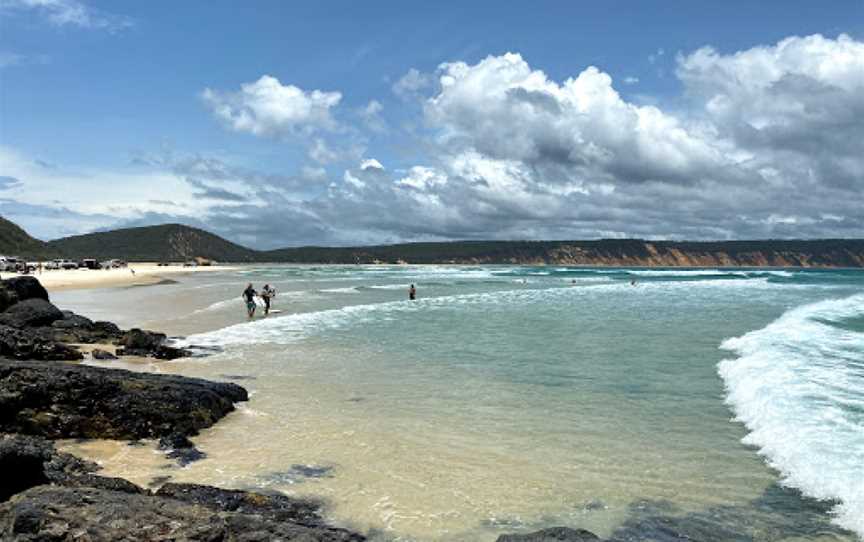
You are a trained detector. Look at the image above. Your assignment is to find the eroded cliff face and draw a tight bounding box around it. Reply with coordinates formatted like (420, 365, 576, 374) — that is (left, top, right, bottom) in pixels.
(450, 242, 864, 267)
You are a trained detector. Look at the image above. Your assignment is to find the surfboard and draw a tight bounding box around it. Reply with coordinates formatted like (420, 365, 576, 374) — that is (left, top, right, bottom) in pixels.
(268, 309, 283, 314)
(254, 297, 266, 308)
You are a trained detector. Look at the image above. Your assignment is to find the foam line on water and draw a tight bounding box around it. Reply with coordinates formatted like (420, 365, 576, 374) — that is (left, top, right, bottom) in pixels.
(186, 276, 786, 350)
(718, 293, 864, 537)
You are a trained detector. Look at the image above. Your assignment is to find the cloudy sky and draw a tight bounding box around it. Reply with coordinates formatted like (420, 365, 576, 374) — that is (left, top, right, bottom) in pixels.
(1, 1, 862, 247)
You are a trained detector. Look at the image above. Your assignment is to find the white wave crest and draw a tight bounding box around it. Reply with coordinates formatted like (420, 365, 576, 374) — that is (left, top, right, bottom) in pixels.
(718, 293, 864, 536)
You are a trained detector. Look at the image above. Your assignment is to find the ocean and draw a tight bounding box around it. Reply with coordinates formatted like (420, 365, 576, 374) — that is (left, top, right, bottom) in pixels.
(53, 265, 864, 541)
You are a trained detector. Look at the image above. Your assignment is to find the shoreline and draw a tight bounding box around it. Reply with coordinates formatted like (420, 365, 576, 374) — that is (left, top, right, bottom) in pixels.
(24, 263, 237, 292)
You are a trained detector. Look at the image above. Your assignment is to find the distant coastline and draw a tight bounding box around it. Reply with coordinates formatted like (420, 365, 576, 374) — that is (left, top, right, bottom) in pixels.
(4, 216, 864, 268)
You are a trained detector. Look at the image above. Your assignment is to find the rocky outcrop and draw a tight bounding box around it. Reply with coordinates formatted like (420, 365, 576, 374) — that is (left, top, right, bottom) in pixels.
(115, 328, 191, 360)
(1, 484, 366, 541)
(0, 434, 366, 541)
(497, 527, 601, 541)
(0, 359, 247, 440)
(0, 276, 199, 361)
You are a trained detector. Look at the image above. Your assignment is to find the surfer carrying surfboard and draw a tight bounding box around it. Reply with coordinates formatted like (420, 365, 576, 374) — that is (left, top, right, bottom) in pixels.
(242, 283, 257, 318)
(261, 284, 276, 315)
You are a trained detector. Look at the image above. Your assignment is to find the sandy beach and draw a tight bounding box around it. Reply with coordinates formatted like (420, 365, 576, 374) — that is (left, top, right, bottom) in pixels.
(23, 263, 236, 292)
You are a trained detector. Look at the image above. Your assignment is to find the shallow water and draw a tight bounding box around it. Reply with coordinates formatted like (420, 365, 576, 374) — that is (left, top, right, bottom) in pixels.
(54, 265, 864, 541)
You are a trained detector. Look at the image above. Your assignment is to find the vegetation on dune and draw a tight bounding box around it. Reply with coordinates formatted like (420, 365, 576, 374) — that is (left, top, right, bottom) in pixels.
(1, 216, 863, 267)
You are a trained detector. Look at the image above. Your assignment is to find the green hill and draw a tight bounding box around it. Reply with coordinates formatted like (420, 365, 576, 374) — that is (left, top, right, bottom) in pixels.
(0, 216, 51, 258)
(2, 216, 863, 267)
(47, 223, 259, 263)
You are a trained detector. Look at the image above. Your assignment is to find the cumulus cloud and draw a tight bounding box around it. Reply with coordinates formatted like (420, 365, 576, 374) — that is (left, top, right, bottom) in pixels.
(202, 75, 342, 136)
(5, 34, 864, 246)
(0, 0, 132, 31)
(393, 67, 434, 99)
(677, 33, 864, 188)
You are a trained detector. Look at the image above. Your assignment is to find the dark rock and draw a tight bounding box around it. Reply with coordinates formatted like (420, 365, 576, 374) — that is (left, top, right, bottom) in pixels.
(0, 433, 109, 501)
(0, 359, 247, 440)
(0, 434, 51, 501)
(93, 320, 122, 337)
(1, 277, 49, 307)
(0, 324, 83, 361)
(0, 485, 367, 541)
(158, 433, 206, 465)
(166, 446, 207, 466)
(153, 344, 192, 360)
(0, 298, 64, 328)
(497, 527, 601, 542)
(91, 348, 117, 360)
(159, 432, 194, 450)
(51, 315, 123, 345)
(52, 312, 94, 329)
(119, 328, 166, 350)
(155, 483, 325, 527)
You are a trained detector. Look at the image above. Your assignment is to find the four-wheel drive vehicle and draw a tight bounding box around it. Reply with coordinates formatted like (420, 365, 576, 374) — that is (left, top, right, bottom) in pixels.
(80, 259, 101, 270)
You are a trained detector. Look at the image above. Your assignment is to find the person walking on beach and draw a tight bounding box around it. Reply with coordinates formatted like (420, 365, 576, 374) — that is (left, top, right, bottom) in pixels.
(242, 283, 258, 318)
(409, 284, 416, 300)
(261, 284, 276, 315)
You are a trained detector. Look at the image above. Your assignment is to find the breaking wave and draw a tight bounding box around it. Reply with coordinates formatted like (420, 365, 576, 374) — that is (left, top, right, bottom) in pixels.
(719, 294, 864, 536)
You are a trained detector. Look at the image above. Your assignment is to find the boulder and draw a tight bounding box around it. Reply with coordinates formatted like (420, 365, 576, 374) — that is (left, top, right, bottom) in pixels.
(0, 299, 64, 328)
(91, 348, 117, 360)
(0, 359, 248, 440)
(0, 325, 83, 361)
(0, 277, 49, 308)
(497, 527, 601, 542)
(119, 328, 166, 350)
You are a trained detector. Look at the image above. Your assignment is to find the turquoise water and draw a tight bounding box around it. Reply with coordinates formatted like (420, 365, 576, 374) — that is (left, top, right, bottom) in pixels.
(55, 266, 864, 541)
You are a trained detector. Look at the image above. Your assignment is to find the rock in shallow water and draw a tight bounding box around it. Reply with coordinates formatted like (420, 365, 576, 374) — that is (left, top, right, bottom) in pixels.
(496, 527, 601, 541)
(0, 359, 248, 440)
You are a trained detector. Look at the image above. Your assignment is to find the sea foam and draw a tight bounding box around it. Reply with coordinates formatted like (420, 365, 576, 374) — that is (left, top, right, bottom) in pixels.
(719, 293, 864, 536)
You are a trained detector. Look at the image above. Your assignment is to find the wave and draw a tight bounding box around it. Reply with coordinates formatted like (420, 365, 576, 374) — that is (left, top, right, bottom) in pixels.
(718, 293, 864, 537)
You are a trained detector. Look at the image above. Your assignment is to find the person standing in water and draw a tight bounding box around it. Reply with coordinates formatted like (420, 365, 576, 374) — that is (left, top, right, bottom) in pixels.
(409, 284, 416, 300)
(242, 283, 258, 318)
(261, 284, 276, 315)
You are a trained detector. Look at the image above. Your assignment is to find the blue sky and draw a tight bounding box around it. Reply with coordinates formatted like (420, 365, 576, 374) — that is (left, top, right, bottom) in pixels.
(1, 1, 863, 246)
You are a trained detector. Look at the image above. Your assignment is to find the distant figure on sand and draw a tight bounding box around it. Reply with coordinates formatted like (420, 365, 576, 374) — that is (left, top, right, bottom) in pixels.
(261, 284, 276, 315)
(242, 283, 257, 318)
(409, 284, 416, 300)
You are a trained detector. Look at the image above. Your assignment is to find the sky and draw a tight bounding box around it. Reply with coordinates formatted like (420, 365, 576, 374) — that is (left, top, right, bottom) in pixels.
(1, 1, 863, 248)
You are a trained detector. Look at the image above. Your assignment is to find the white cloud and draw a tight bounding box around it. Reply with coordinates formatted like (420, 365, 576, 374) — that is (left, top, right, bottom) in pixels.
(393, 67, 434, 99)
(0, 0, 132, 31)
(5, 34, 864, 246)
(677, 33, 864, 188)
(359, 99, 386, 132)
(202, 75, 342, 137)
(623, 76, 639, 85)
(360, 158, 384, 170)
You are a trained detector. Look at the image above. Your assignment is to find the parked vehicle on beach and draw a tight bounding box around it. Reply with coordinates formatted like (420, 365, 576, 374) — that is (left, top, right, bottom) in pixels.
(59, 259, 78, 270)
(0, 256, 24, 272)
(80, 259, 101, 270)
(101, 259, 127, 269)
(45, 260, 61, 270)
